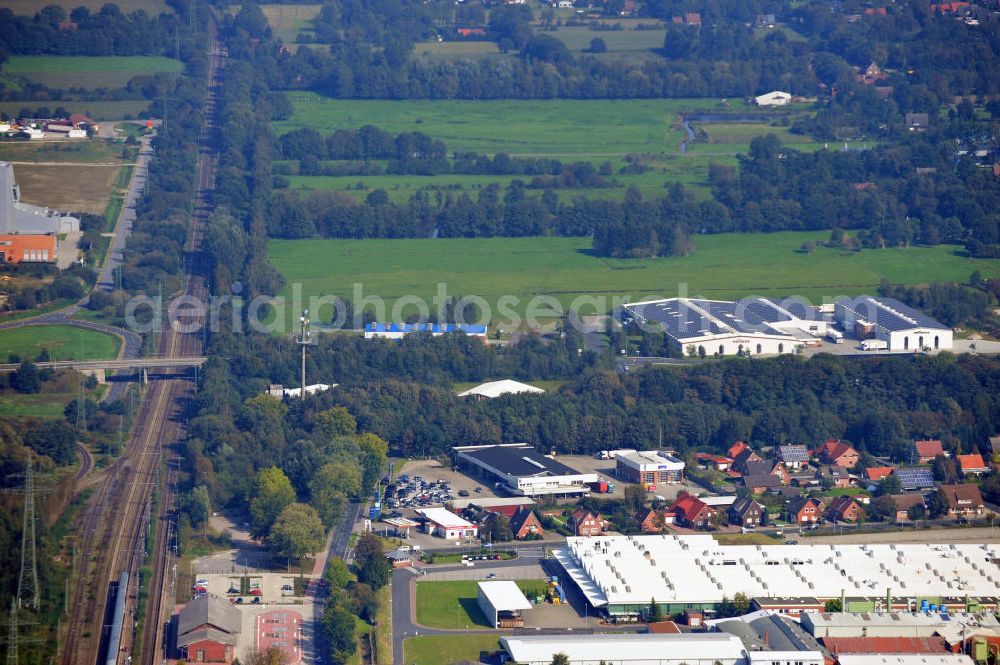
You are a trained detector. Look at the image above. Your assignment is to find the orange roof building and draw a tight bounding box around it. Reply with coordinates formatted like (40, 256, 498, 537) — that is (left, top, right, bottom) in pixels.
(958, 453, 989, 475)
(0, 235, 56, 263)
(865, 466, 894, 481)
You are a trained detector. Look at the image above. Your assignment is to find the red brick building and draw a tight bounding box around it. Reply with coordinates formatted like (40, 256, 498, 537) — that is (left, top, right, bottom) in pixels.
(787, 497, 825, 524)
(826, 496, 863, 522)
(914, 439, 945, 463)
(667, 492, 717, 529)
(569, 508, 607, 537)
(820, 440, 859, 468)
(509, 508, 544, 540)
(176, 595, 241, 663)
(637, 507, 663, 533)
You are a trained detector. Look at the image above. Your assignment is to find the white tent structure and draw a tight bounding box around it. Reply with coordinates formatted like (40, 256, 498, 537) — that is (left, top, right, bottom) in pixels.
(457, 380, 545, 399)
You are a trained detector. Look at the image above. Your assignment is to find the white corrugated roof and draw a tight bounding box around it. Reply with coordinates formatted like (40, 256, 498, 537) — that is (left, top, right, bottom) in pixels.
(500, 633, 745, 664)
(457, 380, 545, 399)
(558, 535, 1000, 607)
(416, 507, 476, 529)
(478, 581, 532, 612)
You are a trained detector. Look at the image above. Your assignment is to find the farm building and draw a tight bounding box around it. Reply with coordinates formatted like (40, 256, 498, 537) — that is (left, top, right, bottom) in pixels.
(363, 322, 487, 339)
(553, 535, 1000, 619)
(615, 450, 685, 484)
(477, 581, 532, 628)
(457, 379, 544, 399)
(453, 443, 597, 497)
(834, 295, 952, 351)
(415, 507, 478, 540)
(621, 297, 827, 357)
(754, 90, 792, 106)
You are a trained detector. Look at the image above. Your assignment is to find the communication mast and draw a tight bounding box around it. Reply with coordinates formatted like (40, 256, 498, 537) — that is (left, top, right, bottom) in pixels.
(298, 309, 310, 399)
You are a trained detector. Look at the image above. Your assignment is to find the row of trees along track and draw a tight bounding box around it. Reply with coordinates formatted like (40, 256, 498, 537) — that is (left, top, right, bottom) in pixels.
(59, 17, 223, 665)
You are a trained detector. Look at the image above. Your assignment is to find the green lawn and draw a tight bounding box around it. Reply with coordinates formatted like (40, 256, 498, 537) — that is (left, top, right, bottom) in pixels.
(0, 140, 130, 164)
(415, 579, 545, 629)
(260, 4, 322, 43)
(3, 0, 171, 14)
(549, 25, 667, 54)
(3, 55, 181, 90)
(267, 233, 1000, 329)
(403, 634, 501, 665)
(0, 391, 82, 419)
(0, 100, 151, 121)
(0, 325, 121, 362)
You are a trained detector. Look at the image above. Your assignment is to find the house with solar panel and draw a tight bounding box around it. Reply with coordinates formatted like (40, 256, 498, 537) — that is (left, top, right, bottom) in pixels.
(834, 296, 952, 351)
(620, 297, 830, 357)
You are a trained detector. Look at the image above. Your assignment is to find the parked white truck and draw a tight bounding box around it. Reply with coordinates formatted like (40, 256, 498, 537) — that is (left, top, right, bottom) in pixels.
(860, 339, 888, 351)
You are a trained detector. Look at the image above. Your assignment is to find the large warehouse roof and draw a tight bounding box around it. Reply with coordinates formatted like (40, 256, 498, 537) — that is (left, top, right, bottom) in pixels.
(499, 633, 747, 665)
(455, 444, 580, 477)
(457, 380, 545, 399)
(622, 297, 813, 341)
(835, 656, 973, 665)
(478, 581, 532, 611)
(555, 535, 1000, 608)
(836, 296, 948, 332)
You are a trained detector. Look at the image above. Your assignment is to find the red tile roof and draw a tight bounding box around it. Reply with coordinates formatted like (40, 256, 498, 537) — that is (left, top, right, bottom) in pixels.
(865, 466, 894, 481)
(822, 636, 947, 654)
(670, 492, 710, 523)
(958, 454, 988, 472)
(915, 439, 944, 458)
(727, 441, 750, 459)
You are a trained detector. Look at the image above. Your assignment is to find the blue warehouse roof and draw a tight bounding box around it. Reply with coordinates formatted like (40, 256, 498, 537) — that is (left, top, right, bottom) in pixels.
(836, 296, 948, 333)
(365, 323, 487, 334)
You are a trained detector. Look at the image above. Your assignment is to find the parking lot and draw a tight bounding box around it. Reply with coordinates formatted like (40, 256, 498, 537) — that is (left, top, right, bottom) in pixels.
(559, 454, 704, 502)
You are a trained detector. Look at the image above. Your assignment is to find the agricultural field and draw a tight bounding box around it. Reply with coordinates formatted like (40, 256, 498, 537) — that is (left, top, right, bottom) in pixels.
(267, 232, 1000, 329)
(275, 95, 808, 200)
(414, 41, 503, 59)
(0, 139, 131, 164)
(3, 0, 171, 14)
(260, 4, 322, 43)
(547, 25, 667, 55)
(2, 55, 181, 90)
(403, 634, 501, 665)
(0, 383, 105, 419)
(14, 162, 125, 214)
(0, 325, 121, 362)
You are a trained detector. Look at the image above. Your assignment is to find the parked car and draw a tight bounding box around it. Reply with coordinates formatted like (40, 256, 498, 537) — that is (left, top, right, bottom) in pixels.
(249, 588, 263, 596)
(227, 586, 239, 594)
(252, 597, 262, 604)
(281, 584, 293, 591)
(235, 597, 244, 604)
(458, 489, 470, 497)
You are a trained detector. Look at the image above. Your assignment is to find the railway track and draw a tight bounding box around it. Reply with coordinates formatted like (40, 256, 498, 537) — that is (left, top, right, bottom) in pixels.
(60, 17, 223, 665)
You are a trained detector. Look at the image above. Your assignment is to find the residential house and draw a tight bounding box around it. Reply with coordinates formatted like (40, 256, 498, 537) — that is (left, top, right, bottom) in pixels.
(816, 465, 852, 488)
(743, 473, 783, 494)
(787, 497, 825, 524)
(509, 508, 544, 540)
(939, 484, 985, 518)
(637, 507, 663, 533)
(895, 467, 937, 491)
(826, 496, 863, 523)
(386, 548, 414, 568)
(175, 595, 241, 663)
(958, 454, 989, 476)
(668, 492, 717, 529)
(906, 112, 930, 131)
(865, 466, 894, 482)
(890, 494, 925, 522)
(727, 441, 751, 459)
(820, 440, 859, 468)
(728, 496, 764, 528)
(858, 62, 887, 85)
(569, 508, 607, 537)
(733, 448, 764, 475)
(988, 435, 1000, 458)
(914, 439, 945, 464)
(775, 445, 810, 469)
(755, 13, 776, 27)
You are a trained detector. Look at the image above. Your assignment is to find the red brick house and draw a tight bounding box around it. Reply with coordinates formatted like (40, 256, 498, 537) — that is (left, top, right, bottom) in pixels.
(826, 496, 863, 522)
(509, 508, 544, 540)
(816, 465, 852, 488)
(820, 440, 859, 468)
(570, 508, 608, 537)
(733, 448, 764, 474)
(728, 496, 764, 528)
(637, 507, 663, 533)
(914, 439, 945, 464)
(939, 484, 985, 518)
(668, 492, 717, 529)
(176, 595, 241, 663)
(727, 441, 751, 459)
(695, 452, 733, 471)
(787, 497, 825, 524)
(958, 454, 989, 476)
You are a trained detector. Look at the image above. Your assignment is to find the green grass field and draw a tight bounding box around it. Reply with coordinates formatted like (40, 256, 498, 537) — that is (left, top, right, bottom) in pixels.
(276, 95, 734, 156)
(0, 100, 151, 121)
(3, 55, 181, 90)
(267, 233, 1000, 329)
(403, 634, 501, 665)
(415, 580, 547, 629)
(260, 4, 322, 43)
(415, 41, 504, 59)
(0, 325, 121, 362)
(550, 26, 667, 54)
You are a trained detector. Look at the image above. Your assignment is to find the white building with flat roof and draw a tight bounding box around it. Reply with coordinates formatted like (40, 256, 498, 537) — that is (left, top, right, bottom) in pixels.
(415, 507, 478, 540)
(835, 656, 972, 665)
(615, 450, 685, 484)
(500, 633, 749, 665)
(554, 535, 1000, 619)
(835, 295, 952, 351)
(454, 443, 597, 497)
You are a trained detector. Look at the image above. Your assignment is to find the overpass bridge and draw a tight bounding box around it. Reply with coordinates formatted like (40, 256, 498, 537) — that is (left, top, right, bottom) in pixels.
(0, 355, 207, 373)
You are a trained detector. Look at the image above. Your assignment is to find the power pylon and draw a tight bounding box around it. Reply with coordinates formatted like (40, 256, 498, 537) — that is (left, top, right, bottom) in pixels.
(17, 452, 40, 612)
(6, 600, 16, 665)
